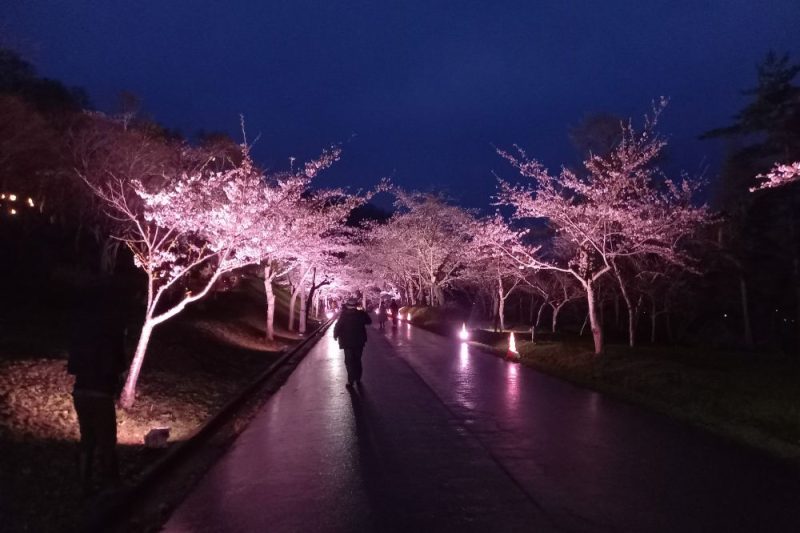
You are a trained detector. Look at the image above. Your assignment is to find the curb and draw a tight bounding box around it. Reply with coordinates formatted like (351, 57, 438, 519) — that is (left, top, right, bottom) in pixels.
(85, 319, 334, 532)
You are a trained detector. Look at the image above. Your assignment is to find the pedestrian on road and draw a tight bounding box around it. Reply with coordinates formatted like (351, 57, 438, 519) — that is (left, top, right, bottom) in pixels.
(377, 301, 387, 331)
(333, 298, 372, 387)
(389, 299, 399, 329)
(67, 282, 127, 495)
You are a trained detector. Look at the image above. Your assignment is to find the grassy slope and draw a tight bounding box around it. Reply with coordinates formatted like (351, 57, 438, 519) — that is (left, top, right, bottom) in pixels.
(0, 277, 314, 532)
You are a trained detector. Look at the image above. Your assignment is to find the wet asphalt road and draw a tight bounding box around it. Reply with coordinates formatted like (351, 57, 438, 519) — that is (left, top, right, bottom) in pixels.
(163, 322, 800, 532)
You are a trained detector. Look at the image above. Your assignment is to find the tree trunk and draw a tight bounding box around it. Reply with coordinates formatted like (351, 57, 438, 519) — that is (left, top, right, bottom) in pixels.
(264, 270, 276, 341)
(536, 302, 547, 329)
(498, 296, 506, 331)
(586, 283, 604, 355)
(612, 260, 636, 348)
(552, 303, 563, 333)
(299, 284, 308, 334)
(288, 287, 299, 331)
(739, 275, 754, 349)
(434, 285, 445, 307)
(120, 320, 155, 409)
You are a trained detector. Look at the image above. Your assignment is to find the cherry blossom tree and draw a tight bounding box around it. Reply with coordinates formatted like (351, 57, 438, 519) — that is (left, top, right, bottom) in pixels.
(84, 143, 286, 407)
(365, 191, 482, 307)
(524, 270, 584, 334)
(751, 161, 800, 191)
(497, 101, 711, 353)
(470, 215, 527, 331)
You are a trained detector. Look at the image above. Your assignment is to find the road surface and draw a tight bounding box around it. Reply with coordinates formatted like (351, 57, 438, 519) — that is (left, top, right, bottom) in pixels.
(164, 321, 800, 532)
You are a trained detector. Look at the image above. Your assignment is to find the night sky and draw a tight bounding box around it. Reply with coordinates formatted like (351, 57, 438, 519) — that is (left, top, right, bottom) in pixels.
(3, 1, 799, 208)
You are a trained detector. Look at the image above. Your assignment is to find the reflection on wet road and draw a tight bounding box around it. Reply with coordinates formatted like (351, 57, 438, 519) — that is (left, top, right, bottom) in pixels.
(164, 323, 800, 532)
(389, 324, 800, 532)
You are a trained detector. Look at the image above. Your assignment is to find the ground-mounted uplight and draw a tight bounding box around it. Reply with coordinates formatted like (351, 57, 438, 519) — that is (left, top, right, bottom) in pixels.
(507, 331, 519, 359)
(458, 322, 469, 341)
(406, 312, 411, 321)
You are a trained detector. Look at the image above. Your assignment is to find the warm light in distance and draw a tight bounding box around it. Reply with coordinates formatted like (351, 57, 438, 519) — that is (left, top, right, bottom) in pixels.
(458, 323, 469, 341)
(8, 194, 16, 201)
(325, 311, 334, 319)
(10, 209, 17, 215)
(406, 312, 411, 321)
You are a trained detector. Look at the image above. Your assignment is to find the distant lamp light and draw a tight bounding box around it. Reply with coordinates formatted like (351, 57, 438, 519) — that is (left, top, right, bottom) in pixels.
(8, 194, 16, 201)
(27, 197, 34, 207)
(325, 311, 334, 319)
(459, 323, 469, 341)
(10, 208, 17, 215)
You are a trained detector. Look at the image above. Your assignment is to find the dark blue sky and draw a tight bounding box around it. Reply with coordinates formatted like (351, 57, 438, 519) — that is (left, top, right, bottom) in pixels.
(3, 1, 799, 207)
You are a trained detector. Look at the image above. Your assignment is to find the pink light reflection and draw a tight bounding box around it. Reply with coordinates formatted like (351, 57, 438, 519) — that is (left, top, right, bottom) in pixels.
(505, 360, 520, 413)
(459, 342, 470, 371)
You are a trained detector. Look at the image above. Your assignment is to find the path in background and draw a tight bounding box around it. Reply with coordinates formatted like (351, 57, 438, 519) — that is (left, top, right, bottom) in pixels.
(165, 321, 800, 532)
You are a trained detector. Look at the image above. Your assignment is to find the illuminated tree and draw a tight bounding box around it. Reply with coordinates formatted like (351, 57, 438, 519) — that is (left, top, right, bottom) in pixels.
(84, 144, 285, 407)
(497, 101, 710, 353)
(470, 215, 526, 331)
(366, 191, 481, 307)
(752, 161, 800, 191)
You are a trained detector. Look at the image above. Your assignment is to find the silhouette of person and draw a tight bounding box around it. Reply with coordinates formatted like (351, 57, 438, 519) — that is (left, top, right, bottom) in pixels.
(377, 301, 387, 331)
(389, 299, 399, 329)
(67, 282, 127, 494)
(333, 298, 372, 387)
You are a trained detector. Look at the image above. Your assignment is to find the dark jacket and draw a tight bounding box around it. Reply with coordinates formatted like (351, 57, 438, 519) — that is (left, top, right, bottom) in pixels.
(67, 307, 127, 396)
(333, 307, 372, 348)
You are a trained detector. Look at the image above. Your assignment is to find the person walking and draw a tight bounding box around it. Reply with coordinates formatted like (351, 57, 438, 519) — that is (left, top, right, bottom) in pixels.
(377, 301, 387, 331)
(67, 283, 127, 495)
(389, 299, 399, 329)
(333, 298, 372, 387)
